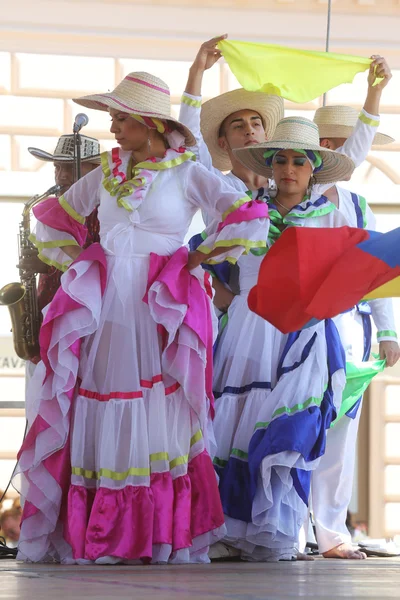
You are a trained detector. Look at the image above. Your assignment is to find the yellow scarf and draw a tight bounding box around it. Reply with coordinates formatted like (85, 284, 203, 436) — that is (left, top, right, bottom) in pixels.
(218, 40, 375, 103)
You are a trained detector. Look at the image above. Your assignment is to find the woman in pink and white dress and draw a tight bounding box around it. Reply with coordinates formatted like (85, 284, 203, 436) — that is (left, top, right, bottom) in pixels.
(15, 72, 268, 565)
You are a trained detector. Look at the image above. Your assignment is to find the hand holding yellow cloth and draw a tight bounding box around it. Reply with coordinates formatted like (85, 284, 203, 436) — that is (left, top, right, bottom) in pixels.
(218, 39, 373, 103)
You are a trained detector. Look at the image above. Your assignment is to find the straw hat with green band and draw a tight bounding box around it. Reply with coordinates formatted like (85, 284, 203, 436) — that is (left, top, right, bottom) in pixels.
(200, 89, 284, 172)
(234, 116, 355, 184)
(314, 105, 395, 146)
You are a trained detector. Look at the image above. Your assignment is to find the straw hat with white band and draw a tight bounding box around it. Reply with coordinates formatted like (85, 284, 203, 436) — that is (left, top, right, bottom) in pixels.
(234, 116, 355, 184)
(314, 105, 394, 146)
(200, 89, 284, 172)
(73, 72, 196, 147)
(29, 134, 101, 164)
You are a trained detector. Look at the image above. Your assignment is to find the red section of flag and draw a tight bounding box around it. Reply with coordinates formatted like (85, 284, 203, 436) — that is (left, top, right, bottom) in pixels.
(248, 226, 400, 333)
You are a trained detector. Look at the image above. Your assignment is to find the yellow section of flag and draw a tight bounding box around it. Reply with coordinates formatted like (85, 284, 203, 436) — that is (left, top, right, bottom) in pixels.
(363, 276, 400, 301)
(218, 40, 373, 103)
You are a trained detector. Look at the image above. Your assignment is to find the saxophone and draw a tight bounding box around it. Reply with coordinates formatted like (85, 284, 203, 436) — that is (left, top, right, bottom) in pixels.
(0, 184, 62, 360)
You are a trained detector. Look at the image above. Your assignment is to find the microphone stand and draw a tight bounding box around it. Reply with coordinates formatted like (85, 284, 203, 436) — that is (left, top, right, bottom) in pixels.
(73, 131, 82, 182)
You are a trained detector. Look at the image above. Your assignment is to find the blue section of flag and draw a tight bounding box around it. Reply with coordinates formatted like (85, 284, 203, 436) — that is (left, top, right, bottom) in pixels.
(357, 228, 400, 268)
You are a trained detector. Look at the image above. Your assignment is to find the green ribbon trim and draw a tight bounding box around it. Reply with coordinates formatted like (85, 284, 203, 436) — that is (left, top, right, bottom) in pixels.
(213, 390, 327, 467)
(221, 197, 249, 222)
(206, 256, 238, 266)
(377, 330, 398, 340)
(286, 204, 335, 219)
(359, 112, 379, 128)
(36, 251, 71, 273)
(214, 359, 388, 467)
(29, 232, 79, 251)
(101, 149, 195, 213)
(190, 430, 203, 446)
(250, 247, 268, 256)
(149, 452, 169, 462)
(254, 389, 327, 431)
(181, 94, 202, 109)
(219, 312, 229, 334)
(72, 431, 204, 480)
(136, 151, 195, 172)
(59, 195, 85, 225)
(198, 238, 266, 259)
(358, 195, 368, 229)
(231, 448, 248, 461)
(72, 466, 150, 480)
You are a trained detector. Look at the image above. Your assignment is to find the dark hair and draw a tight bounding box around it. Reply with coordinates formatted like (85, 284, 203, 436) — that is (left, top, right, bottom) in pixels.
(218, 118, 228, 138)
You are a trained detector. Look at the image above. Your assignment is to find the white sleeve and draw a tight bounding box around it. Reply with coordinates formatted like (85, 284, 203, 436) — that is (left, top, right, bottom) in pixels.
(365, 201, 377, 230)
(362, 198, 397, 342)
(180, 92, 227, 179)
(184, 161, 268, 264)
(314, 108, 380, 196)
(370, 299, 398, 343)
(336, 109, 380, 168)
(31, 166, 102, 271)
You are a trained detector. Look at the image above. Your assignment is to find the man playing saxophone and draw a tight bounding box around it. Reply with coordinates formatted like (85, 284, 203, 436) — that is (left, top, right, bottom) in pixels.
(18, 134, 101, 366)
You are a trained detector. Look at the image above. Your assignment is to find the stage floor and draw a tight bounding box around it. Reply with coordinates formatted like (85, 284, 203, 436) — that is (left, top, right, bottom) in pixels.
(1, 557, 400, 599)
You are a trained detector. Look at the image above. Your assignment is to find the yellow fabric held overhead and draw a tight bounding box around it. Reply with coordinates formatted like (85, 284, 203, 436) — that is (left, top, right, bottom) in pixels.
(218, 40, 374, 104)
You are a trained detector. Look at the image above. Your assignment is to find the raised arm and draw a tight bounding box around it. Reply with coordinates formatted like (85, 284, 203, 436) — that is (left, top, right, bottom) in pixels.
(337, 56, 392, 168)
(180, 36, 227, 175)
(314, 56, 392, 198)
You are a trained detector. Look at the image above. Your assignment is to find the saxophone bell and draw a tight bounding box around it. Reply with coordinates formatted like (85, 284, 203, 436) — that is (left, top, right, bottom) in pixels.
(0, 184, 63, 360)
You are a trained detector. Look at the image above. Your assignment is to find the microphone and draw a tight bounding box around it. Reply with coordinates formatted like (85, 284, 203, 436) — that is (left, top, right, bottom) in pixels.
(73, 113, 89, 133)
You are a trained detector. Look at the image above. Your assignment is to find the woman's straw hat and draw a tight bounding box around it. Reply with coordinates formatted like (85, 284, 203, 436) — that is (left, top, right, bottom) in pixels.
(314, 105, 394, 146)
(73, 72, 196, 147)
(200, 89, 284, 171)
(234, 116, 355, 184)
(28, 134, 101, 164)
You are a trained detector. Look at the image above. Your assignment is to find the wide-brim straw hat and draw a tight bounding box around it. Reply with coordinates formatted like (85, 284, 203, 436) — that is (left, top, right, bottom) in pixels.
(28, 134, 101, 163)
(314, 105, 394, 146)
(200, 89, 284, 172)
(73, 72, 195, 147)
(234, 116, 355, 184)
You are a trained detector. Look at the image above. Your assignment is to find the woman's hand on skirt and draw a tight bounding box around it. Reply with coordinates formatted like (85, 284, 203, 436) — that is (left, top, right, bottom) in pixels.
(187, 250, 204, 271)
(213, 278, 236, 312)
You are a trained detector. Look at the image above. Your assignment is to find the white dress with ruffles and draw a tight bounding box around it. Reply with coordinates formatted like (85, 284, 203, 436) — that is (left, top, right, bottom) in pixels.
(212, 196, 348, 561)
(16, 147, 268, 565)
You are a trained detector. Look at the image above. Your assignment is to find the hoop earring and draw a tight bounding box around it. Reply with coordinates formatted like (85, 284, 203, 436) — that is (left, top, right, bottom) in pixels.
(267, 180, 277, 199)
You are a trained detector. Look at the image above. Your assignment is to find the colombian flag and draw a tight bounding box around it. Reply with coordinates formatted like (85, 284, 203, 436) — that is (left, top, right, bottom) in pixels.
(248, 226, 400, 333)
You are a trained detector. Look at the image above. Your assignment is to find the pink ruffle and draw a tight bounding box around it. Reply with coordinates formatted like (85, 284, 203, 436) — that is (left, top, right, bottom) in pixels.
(64, 450, 224, 562)
(144, 247, 215, 420)
(217, 199, 269, 232)
(33, 196, 88, 246)
(16, 245, 108, 562)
